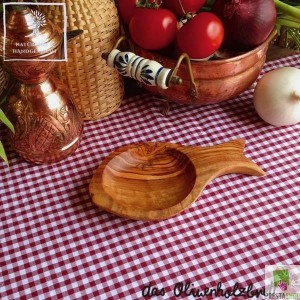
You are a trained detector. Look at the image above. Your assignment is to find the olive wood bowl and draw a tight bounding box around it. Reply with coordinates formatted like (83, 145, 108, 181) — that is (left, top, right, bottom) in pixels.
(89, 139, 265, 221)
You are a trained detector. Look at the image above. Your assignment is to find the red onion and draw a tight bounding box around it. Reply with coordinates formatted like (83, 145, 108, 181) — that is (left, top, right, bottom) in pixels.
(212, 0, 276, 50)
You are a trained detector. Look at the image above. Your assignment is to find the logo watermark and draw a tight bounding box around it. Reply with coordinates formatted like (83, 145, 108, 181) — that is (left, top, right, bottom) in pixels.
(141, 281, 266, 299)
(2, 2, 67, 61)
(265, 265, 300, 299)
(31, 9, 47, 36)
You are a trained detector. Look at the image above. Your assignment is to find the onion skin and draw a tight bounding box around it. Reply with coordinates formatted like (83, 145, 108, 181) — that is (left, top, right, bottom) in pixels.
(253, 67, 300, 127)
(212, 0, 276, 50)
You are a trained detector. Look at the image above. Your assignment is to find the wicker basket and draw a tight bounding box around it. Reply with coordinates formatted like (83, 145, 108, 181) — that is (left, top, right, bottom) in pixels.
(41, 0, 124, 120)
(0, 68, 9, 97)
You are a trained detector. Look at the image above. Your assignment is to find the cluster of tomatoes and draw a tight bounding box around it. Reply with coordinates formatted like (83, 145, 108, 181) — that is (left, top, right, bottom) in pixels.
(118, 0, 224, 60)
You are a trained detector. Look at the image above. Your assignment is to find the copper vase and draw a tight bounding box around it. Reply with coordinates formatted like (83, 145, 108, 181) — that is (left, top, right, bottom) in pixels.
(0, 5, 83, 164)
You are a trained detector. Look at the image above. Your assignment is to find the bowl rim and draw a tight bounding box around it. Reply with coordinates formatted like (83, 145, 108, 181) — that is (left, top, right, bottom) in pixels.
(134, 28, 277, 66)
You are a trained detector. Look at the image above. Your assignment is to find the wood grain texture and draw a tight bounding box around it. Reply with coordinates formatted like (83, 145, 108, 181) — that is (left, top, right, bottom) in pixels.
(89, 139, 265, 221)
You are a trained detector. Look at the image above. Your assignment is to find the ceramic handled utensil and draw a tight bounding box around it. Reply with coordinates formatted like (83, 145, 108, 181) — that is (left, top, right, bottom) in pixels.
(106, 49, 176, 89)
(89, 139, 265, 221)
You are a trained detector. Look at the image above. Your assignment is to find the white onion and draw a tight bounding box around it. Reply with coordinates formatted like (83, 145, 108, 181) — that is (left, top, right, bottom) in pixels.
(253, 67, 300, 126)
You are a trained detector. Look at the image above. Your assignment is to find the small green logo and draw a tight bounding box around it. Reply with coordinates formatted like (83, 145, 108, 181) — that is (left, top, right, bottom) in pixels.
(273, 269, 289, 291)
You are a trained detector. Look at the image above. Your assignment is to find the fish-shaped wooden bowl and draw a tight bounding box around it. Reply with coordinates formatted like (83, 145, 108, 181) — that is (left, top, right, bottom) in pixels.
(89, 139, 265, 221)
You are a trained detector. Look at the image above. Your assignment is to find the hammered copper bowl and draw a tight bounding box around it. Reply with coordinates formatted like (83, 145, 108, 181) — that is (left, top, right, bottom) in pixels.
(132, 30, 276, 105)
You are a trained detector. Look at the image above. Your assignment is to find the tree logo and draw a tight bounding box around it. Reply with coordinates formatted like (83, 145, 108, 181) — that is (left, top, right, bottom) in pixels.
(31, 9, 47, 36)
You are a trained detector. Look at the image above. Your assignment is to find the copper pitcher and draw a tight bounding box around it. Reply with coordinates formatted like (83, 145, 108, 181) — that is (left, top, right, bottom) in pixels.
(0, 5, 83, 164)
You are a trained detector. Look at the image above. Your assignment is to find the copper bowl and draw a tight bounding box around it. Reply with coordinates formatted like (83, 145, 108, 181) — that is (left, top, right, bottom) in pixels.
(131, 30, 277, 105)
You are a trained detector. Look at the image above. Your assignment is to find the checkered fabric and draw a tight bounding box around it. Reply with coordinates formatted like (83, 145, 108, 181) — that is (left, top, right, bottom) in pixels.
(1, 54, 300, 300)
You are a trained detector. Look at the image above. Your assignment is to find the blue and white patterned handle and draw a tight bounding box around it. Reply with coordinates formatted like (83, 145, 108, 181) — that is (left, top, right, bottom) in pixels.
(107, 49, 172, 89)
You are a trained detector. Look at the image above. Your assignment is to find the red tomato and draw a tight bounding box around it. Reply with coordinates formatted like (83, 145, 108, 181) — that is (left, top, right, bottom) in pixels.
(118, 0, 138, 25)
(163, 0, 206, 17)
(176, 12, 224, 59)
(129, 8, 177, 50)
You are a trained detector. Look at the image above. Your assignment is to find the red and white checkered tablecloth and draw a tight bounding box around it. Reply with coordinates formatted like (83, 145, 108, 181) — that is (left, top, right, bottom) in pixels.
(1, 54, 300, 300)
